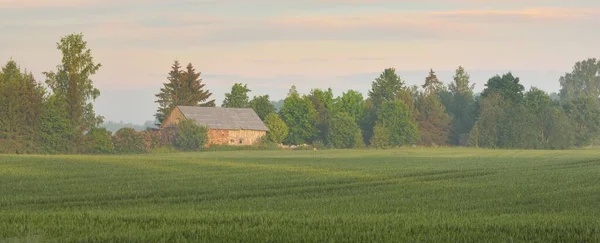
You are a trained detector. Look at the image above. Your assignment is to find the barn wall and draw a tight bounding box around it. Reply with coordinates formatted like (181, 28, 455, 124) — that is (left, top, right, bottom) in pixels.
(160, 107, 185, 128)
(208, 129, 230, 145)
(208, 129, 266, 146)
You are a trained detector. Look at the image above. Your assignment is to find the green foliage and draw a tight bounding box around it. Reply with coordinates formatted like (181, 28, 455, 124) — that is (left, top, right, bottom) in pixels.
(368, 68, 405, 108)
(249, 95, 276, 120)
(333, 90, 364, 122)
(306, 88, 334, 142)
(264, 113, 288, 144)
(155, 61, 215, 124)
(326, 112, 363, 149)
(481, 72, 525, 104)
(112, 128, 146, 154)
(470, 94, 506, 148)
(222, 83, 251, 108)
(279, 87, 318, 145)
(43, 33, 103, 150)
(0, 60, 45, 154)
(375, 100, 419, 146)
(174, 119, 209, 151)
(415, 92, 451, 146)
(83, 127, 114, 154)
(446, 66, 476, 146)
(39, 96, 76, 154)
(359, 99, 377, 145)
(563, 96, 600, 147)
(559, 58, 600, 103)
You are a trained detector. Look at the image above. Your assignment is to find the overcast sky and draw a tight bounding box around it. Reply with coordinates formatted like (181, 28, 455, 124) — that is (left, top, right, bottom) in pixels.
(2, 0, 599, 124)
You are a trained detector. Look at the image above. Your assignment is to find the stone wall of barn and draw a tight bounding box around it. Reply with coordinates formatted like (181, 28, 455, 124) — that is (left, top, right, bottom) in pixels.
(208, 129, 266, 146)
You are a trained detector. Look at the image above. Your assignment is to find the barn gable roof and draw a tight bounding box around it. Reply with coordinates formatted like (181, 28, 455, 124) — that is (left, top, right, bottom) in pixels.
(175, 106, 268, 131)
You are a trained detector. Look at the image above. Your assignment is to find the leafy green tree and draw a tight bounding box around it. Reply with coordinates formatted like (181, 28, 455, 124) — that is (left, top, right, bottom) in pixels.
(559, 58, 600, 103)
(174, 119, 209, 151)
(327, 112, 364, 149)
(83, 127, 114, 154)
(306, 88, 334, 141)
(481, 72, 525, 104)
(447, 66, 476, 146)
(415, 92, 451, 146)
(155, 61, 215, 124)
(43, 33, 103, 151)
(333, 90, 364, 122)
(249, 95, 276, 120)
(563, 96, 600, 146)
(279, 86, 318, 145)
(112, 128, 146, 154)
(222, 83, 251, 108)
(368, 68, 405, 108)
(264, 113, 288, 144)
(0, 60, 45, 154)
(375, 100, 419, 146)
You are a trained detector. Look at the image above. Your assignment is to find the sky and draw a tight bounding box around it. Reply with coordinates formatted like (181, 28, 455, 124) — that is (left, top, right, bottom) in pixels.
(1, 0, 599, 124)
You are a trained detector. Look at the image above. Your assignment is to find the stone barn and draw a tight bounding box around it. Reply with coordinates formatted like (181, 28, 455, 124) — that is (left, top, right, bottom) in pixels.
(160, 106, 268, 146)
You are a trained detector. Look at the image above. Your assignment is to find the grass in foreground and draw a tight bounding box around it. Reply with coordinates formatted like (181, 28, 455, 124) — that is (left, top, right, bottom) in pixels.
(1, 148, 600, 242)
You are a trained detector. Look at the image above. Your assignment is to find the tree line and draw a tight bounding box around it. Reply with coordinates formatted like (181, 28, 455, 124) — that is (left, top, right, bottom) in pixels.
(1, 33, 600, 154)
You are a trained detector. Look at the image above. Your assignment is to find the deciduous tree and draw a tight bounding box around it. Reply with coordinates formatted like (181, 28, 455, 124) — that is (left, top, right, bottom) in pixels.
(279, 86, 318, 145)
(43, 33, 103, 151)
(222, 83, 251, 108)
(375, 100, 419, 146)
(249, 95, 276, 120)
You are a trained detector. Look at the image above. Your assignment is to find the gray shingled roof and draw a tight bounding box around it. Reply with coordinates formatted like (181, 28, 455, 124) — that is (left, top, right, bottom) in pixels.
(177, 106, 268, 131)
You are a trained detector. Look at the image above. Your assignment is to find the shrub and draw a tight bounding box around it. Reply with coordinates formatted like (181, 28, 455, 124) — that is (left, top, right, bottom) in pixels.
(112, 128, 146, 154)
(84, 127, 114, 154)
(326, 112, 363, 149)
(173, 119, 208, 151)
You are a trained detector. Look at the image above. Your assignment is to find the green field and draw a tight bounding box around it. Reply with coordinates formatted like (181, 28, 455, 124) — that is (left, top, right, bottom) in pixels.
(1, 148, 600, 242)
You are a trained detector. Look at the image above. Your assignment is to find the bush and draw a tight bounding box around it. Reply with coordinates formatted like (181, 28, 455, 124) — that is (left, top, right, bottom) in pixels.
(112, 128, 146, 154)
(326, 112, 363, 149)
(84, 127, 114, 154)
(173, 119, 208, 151)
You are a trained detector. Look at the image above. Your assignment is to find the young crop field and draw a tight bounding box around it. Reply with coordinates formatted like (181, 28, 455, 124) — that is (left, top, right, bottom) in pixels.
(1, 148, 600, 242)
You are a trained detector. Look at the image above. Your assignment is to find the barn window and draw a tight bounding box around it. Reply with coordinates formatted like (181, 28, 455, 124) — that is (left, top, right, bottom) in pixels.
(230, 139, 235, 144)
(239, 138, 244, 144)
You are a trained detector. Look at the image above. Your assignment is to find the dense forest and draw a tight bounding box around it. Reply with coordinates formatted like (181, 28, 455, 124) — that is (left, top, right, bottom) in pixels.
(1, 33, 599, 154)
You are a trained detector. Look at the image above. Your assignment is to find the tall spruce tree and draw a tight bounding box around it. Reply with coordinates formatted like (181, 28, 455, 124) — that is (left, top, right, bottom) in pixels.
(155, 61, 215, 124)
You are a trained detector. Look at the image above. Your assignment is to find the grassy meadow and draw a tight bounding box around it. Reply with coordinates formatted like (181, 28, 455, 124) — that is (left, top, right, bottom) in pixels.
(1, 148, 600, 242)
